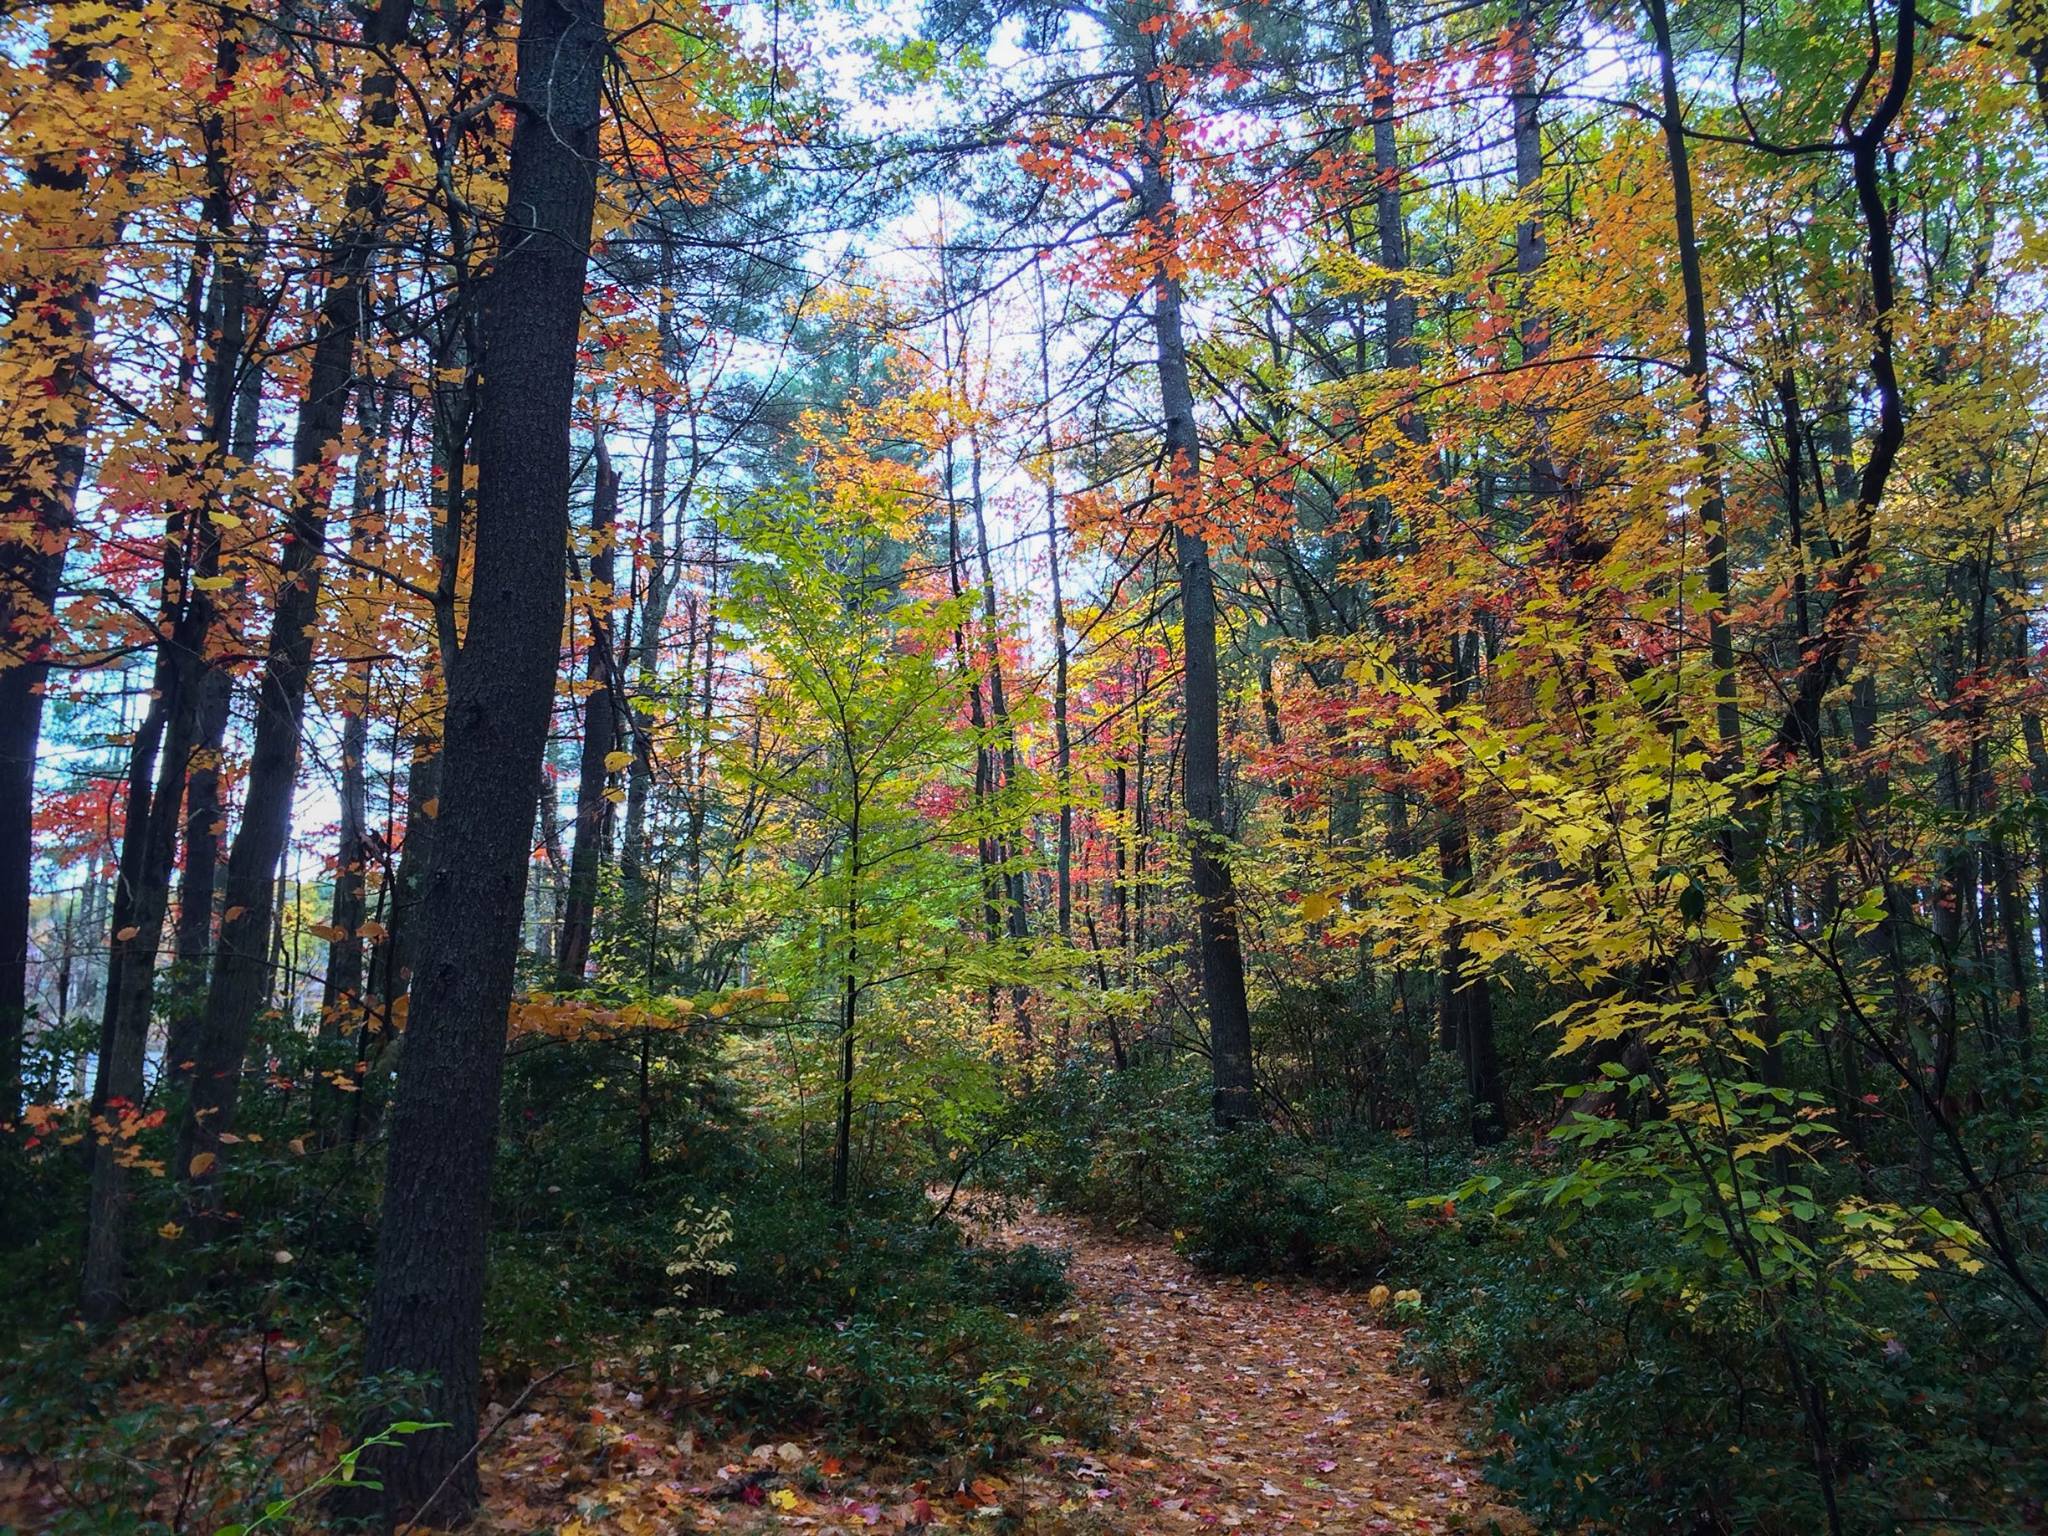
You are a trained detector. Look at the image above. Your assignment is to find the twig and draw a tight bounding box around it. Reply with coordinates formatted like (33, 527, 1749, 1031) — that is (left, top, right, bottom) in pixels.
(393, 1363, 578, 1536)
(171, 1328, 274, 1533)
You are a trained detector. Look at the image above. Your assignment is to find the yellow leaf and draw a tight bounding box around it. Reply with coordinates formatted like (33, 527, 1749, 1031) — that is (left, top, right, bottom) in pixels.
(769, 1488, 801, 1511)
(603, 749, 633, 773)
(158, 1221, 183, 1240)
(187, 1152, 217, 1177)
(1300, 892, 1336, 923)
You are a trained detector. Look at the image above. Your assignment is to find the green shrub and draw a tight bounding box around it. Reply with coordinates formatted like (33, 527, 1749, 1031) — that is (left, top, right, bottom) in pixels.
(949, 1241, 1072, 1314)
(682, 1304, 1109, 1464)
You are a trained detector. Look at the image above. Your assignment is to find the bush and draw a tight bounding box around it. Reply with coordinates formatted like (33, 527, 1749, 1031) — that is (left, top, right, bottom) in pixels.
(949, 1242, 1072, 1315)
(991, 1058, 1417, 1282)
(1392, 1198, 2048, 1535)
(684, 1305, 1109, 1464)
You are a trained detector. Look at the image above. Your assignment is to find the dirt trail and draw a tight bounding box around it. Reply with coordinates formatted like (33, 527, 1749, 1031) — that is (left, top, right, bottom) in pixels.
(985, 1208, 1523, 1535)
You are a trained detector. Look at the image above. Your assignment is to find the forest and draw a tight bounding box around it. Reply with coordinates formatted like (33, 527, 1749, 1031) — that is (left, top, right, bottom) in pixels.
(1, 0, 2045, 1527)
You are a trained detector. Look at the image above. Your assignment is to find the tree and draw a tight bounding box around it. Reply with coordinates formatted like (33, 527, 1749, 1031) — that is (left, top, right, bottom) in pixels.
(558, 439, 623, 987)
(357, 0, 608, 1514)
(722, 475, 1003, 1205)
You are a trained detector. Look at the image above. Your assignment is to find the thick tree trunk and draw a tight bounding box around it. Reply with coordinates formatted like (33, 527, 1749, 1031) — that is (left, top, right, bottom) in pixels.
(321, 687, 372, 1032)
(558, 441, 621, 987)
(85, 483, 225, 1313)
(171, 668, 233, 981)
(166, 77, 260, 1052)
(81, 686, 171, 1320)
(1433, 648, 1505, 1143)
(1645, 0, 1740, 767)
(967, 436, 1033, 1042)
(621, 353, 672, 911)
(1367, 0, 1502, 1140)
(355, 737, 441, 1141)
(833, 847, 859, 1207)
(947, 476, 1004, 1025)
(358, 0, 606, 1514)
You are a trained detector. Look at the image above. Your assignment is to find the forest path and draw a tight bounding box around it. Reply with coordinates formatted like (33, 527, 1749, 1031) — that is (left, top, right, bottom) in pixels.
(971, 1207, 1526, 1535)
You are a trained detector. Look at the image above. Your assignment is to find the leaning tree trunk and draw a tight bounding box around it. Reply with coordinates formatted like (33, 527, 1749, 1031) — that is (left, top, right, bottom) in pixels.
(1134, 42, 1255, 1128)
(174, 0, 416, 1210)
(358, 0, 606, 1514)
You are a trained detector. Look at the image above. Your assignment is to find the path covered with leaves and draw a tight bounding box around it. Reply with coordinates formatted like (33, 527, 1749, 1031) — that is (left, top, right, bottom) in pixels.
(972, 1210, 1523, 1535)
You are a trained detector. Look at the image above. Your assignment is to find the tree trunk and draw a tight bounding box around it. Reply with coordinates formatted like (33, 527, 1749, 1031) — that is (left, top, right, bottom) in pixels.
(621, 309, 673, 912)
(1366, 0, 1502, 1139)
(0, 26, 122, 1122)
(1135, 49, 1256, 1127)
(968, 434, 1033, 1040)
(833, 839, 859, 1207)
(358, 0, 606, 1513)
(558, 440, 621, 987)
(318, 384, 392, 1062)
(1036, 270, 1073, 947)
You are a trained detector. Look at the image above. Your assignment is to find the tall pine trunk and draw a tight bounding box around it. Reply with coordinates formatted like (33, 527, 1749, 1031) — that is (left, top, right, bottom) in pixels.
(620, 296, 674, 913)
(1036, 269, 1073, 947)
(1365, 0, 1502, 1139)
(358, 0, 606, 1512)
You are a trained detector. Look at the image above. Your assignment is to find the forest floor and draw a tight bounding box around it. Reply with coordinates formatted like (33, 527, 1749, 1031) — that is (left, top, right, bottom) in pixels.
(2, 1210, 1522, 1534)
